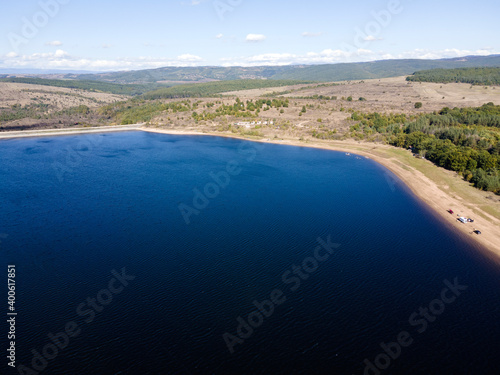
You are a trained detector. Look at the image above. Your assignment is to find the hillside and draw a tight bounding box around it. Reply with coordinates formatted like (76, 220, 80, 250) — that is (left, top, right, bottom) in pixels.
(141, 79, 312, 99)
(0, 77, 161, 96)
(406, 67, 500, 85)
(0, 82, 127, 131)
(52, 54, 500, 84)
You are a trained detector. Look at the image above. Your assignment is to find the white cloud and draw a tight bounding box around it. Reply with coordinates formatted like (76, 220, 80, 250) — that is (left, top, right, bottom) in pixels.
(45, 40, 63, 46)
(302, 32, 323, 37)
(219, 48, 500, 67)
(220, 49, 364, 66)
(363, 35, 381, 41)
(390, 48, 495, 60)
(1, 48, 498, 71)
(177, 54, 203, 62)
(54, 49, 68, 58)
(0, 51, 205, 71)
(102, 44, 112, 49)
(246, 34, 267, 42)
(246, 53, 297, 65)
(216, 33, 224, 39)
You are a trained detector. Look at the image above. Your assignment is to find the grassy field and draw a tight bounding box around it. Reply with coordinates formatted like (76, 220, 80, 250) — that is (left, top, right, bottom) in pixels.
(141, 79, 313, 99)
(359, 145, 500, 221)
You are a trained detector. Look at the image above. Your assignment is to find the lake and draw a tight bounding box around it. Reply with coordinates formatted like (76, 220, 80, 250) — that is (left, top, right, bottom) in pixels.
(1, 131, 499, 374)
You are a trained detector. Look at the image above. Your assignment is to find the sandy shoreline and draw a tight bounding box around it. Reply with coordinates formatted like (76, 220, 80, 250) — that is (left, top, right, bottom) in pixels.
(0, 124, 144, 139)
(142, 128, 500, 263)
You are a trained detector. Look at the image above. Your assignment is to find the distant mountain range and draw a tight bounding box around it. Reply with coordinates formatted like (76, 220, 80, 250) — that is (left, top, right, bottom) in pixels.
(3, 55, 500, 84)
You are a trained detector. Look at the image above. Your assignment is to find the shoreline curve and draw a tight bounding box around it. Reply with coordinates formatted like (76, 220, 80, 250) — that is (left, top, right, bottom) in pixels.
(141, 128, 500, 264)
(1, 125, 498, 264)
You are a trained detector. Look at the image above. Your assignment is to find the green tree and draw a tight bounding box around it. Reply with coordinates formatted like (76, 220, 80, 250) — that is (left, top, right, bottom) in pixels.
(477, 150, 496, 170)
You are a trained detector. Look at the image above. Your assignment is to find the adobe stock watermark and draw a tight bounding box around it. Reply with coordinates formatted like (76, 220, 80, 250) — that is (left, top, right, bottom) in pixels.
(16, 268, 135, 375)
(51, 134, 104, 183)
(340, 0, 404, 54)
(223, 235, 340, 354)
(213, 0, 242, 21)
(178, 142, 257, 225)
(360, 278, 468, 375)
(8, 0, 70, 52)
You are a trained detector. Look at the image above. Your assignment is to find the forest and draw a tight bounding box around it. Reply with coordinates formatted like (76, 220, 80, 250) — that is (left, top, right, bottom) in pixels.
(348, 103, 500, 194)
(406, 67, 500, 85)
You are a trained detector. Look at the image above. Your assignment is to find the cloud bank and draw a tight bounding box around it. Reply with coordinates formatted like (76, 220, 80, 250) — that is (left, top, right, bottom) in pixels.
(0, 48, 497, 71)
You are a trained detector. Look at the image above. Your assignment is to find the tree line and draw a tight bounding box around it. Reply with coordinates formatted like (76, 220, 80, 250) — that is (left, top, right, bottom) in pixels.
(406, 67, 500, 86)
(142, 80, 311, 99)
(98, 99, 193, 124)
(347, 103, 500, 194)
(192, 97, 290, 122)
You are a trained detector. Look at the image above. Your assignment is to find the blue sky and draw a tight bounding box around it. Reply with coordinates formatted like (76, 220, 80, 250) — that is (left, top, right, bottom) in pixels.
(0, 0, 499, 71)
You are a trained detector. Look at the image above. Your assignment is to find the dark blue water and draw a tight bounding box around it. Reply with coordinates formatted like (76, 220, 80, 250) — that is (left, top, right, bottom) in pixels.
(1, 131, 499, 375)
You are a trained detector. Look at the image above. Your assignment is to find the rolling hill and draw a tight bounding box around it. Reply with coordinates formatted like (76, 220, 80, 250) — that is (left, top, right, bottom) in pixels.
(406, 67, 500, 85)
(55, 54, 500, 84)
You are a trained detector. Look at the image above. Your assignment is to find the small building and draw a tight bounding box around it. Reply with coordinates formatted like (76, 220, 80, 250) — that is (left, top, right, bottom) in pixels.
(235, 122, 252, 129)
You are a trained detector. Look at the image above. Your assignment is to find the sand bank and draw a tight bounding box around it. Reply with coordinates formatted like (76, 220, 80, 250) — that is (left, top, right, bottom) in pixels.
(0, 124, 144, 139)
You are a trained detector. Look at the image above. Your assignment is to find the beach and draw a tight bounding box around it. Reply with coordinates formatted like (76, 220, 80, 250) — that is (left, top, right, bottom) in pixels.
(0, 124, 144, 139)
